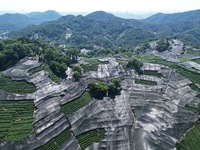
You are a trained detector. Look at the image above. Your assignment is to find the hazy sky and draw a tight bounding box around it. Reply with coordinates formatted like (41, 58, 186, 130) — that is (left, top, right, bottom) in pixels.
(0, 0, 200, 13)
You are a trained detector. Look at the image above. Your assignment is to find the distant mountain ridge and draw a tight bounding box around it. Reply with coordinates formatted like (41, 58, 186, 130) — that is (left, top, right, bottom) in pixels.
(25, 10, 62, 24)
(12, 11, 155, 48)
(0, 13, 32, 30)
(6, 9, 200, 48)
(86, 11, 117, 20)
(0, 10, 62, 30)
(143, 9, 200, 24)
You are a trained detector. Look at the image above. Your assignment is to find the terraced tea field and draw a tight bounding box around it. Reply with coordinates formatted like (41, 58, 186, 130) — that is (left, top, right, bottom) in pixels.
(36, 128, 71, 150)
(0, 100, 34, 140)
(61, 92, 92, 116)
(0, 74, 36, 93)
(177, 120, 200, 150)
(76, 129, 105, 149)
(143, 70, 163, 78)
(135, 79, 157, 85)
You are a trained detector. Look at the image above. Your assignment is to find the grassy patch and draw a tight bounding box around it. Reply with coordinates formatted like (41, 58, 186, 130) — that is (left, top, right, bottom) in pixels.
(120, 52, 134, 58)
(28, 64, 62, 83)
(189, 84, 200, 93)
(81, 58, 109, 72)
(185, 104, 200, 113)
(186, 50, 200, 55)
(36, 128, 71, 150)
(176, 120, 200, 150)
(178, 57, 191, 62)
(76, 129, 105, 149)
(193, 59, 200, 64)
(143, 70, 163, 78)
(0, 74, 36, 94)
(116, 60, 128, 69)
(138, 54, 160, 63)
(187, 68, 198, 72)
(0, 100, 34, 141)
(61, 92, 92, 116)
(196, 94, 200, 99)
(135, 79, 157, 85)
(81, 63, 99, 72)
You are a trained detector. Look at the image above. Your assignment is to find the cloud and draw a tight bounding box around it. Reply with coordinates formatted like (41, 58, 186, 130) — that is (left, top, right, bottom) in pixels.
(0, 0, 199, 13)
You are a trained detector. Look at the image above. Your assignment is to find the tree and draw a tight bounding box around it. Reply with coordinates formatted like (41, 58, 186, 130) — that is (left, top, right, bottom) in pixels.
(107, 82, 117, 95)
(44, 47, 55, 62)
(65, 47, 78, 63)
(88, 82, 96, 94)
(95, 82, 107, 98)
(73, 71, 81, 82)
(0, 52, 6, 70)
(88, 82, 107, 99)
(72, 65, 82, 74)
(112, 77, 121, 88)
(0, 42, 4, 51)
(157, 39, 170, 52)
(49, 61, 67, 78)
(127, 58, 143, 73)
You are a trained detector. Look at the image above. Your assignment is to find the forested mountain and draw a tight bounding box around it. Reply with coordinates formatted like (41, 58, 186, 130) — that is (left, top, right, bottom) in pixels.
(85, 11, 117, 20)
(6, 10, 200, 48)
(0, 10, 62, 31)
(0, 13, 32, 30)
(25, 10, 62, 24)
(10, 11, 156, 48)
(143, 9, 200, 24)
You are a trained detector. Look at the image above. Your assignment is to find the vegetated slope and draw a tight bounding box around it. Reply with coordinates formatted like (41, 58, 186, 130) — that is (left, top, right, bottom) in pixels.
(143, 9, 200, 24)
(0, 74, 36, 93)
(25, 10, 62, 24)
(0, 13, 32, 30)
(0, 10, 62, 31)
(10, 10, 200, 49)
(143, 10, 200, 48)
(0, 100, 34, 141)
(11, 11, 155, 48)
(150, 20, 200, 48)
(0, 37, 75, 83)
(86, 11, 117, 21)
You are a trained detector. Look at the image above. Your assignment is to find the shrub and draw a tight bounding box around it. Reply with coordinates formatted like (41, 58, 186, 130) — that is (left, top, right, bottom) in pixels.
(127, 58, 143, 73)
(107, 82, 117, 95)
(73, 71, 81, 82)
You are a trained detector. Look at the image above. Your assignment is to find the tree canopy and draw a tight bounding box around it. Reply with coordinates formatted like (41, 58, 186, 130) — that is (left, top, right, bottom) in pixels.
(88, 77, 121, 98)
(88, 82, 107, 99)
(156, 39, 170, 52)
(127, 58, 143, 73)
(73, 71, 81, 82)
